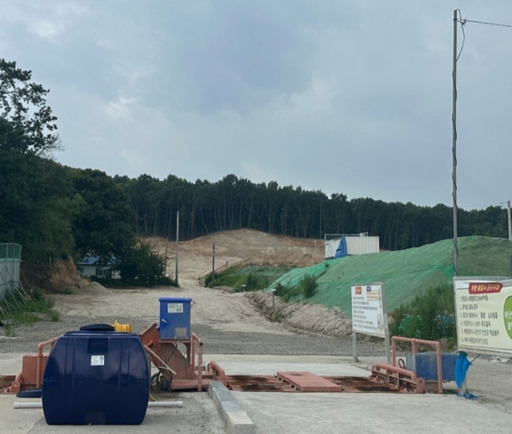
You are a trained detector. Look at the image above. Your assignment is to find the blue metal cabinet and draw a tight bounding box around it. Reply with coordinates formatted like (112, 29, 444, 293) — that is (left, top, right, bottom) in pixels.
(159, 297, 192, 339)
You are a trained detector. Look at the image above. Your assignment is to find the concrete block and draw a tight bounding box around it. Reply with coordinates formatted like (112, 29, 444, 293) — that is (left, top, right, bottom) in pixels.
(208, 381, 255, 434)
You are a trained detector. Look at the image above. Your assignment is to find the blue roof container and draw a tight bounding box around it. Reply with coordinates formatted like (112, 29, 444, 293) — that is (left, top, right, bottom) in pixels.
(42, 325, 150, 425)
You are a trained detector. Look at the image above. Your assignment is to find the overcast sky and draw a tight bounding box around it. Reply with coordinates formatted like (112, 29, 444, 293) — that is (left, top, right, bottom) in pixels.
(2, 1, 512, 209)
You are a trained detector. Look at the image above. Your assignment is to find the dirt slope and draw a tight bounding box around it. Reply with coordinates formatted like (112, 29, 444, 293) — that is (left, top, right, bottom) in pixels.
(144, 229, 355, 338)
(145, 228, 325, 279)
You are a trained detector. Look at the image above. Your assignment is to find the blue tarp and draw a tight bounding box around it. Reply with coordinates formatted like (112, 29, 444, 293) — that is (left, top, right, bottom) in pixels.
(455, 353, 470, 388)
(334, 236, 347, 258)
(455, 352, 478, 400)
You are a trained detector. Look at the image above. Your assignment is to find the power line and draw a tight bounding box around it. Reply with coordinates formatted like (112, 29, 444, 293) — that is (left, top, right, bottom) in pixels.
(464, 18, 512, 29)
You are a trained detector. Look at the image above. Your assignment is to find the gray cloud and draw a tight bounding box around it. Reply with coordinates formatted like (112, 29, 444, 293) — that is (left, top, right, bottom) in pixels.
(1, 0, 512, 209)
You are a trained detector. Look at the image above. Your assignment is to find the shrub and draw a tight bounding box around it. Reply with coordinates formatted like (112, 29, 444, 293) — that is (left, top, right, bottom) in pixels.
(117, 241, 171, 287)
(245, 273, 259, 290)
(301, 274, 318, 298)
(389, 284, 455, 345)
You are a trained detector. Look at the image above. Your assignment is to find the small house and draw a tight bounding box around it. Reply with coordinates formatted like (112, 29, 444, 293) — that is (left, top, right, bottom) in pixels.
(77, 256, 120, 280)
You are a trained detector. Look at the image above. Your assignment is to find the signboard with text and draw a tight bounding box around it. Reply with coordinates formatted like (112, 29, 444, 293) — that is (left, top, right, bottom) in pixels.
(351, 283, 387, 338)
(454, 277, 512, 356)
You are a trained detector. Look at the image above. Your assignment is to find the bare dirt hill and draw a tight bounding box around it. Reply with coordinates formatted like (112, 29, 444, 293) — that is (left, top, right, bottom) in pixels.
(145, 228, 326, 279)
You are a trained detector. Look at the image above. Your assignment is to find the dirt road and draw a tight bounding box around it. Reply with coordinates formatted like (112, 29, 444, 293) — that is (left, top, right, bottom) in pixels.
(0, 277, 381, 357)
(0, 229, 365, 355)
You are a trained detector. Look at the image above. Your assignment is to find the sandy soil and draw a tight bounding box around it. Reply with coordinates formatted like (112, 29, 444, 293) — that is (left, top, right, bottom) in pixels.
(1, 229, 511, 415)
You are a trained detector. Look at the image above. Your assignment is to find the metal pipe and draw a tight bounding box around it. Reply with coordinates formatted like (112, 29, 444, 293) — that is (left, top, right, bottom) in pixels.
(207, 360, 226, 380)
(36, 337, 57, 388)
(13, 402, 42, 409)
(391, 338, 397, 367)
(14, 401, 184, 410)
(373, 362, 419, 379)
(148, 401, 184, 408)
(191, 333, 204, 392)
(391, 336, 444, 394)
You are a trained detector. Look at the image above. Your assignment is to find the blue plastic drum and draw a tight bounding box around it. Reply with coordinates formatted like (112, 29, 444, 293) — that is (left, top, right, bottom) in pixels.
(42, 325, 150, 425)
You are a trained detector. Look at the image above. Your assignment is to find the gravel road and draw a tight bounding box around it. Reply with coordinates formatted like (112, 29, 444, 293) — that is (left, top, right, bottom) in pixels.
(0, 278, 383, 358)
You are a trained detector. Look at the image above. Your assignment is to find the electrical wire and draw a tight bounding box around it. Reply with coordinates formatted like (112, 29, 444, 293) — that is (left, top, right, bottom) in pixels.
(454, 13, 512, 61)
(455, 10, 466, 61)
(464, 19, 512, 29)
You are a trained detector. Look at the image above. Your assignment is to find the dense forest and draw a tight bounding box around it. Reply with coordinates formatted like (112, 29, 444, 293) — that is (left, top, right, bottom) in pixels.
(0, 59, 509, 286)
(114, 173, 507, 250)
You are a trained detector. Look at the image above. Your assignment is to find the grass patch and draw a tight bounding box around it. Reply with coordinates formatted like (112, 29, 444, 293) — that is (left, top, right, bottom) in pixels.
(0, 288, 59, 336)
(205, 265, 293, 291)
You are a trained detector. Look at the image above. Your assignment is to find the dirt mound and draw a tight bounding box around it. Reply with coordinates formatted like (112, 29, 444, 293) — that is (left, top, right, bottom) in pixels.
(145, 228, 325, 279)
(48, 257, 87, 291)
(246, 291, 352, 338)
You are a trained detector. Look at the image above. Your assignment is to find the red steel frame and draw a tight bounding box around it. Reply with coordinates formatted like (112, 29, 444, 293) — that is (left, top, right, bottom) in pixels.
(391, 336, 444, 394)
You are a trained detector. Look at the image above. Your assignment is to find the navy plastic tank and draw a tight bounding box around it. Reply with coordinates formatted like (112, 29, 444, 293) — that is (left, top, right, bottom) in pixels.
(42, 324, 150, 425)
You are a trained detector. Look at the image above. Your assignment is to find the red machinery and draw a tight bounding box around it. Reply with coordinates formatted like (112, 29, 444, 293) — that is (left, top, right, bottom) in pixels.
(140, 322, 208, 391)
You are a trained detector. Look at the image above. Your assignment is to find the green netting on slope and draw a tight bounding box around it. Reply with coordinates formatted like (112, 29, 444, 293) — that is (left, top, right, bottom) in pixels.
(457, 236, 512, 276)
(266, 236, 512, 317)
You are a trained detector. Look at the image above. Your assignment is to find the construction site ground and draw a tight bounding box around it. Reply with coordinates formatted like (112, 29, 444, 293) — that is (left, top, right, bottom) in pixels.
(1, 229, 512, 433)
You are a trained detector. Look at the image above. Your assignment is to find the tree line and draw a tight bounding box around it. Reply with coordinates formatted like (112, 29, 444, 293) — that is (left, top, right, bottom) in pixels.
(114, 173, 508, 250)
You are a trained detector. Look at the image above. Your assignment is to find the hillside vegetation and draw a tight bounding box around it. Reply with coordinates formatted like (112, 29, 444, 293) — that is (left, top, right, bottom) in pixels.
(1, 58, 510, 293)
(267, 236, 512, 317)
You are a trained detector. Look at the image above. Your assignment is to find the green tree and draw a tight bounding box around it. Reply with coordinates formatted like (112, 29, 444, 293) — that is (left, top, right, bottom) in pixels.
(70, 169, 135, 259)
(118, 240, 169, 286)
(0, 59, 59, 156)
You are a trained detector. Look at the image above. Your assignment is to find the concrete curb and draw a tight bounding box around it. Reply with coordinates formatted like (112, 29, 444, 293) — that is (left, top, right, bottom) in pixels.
(208, 381, 255, 434)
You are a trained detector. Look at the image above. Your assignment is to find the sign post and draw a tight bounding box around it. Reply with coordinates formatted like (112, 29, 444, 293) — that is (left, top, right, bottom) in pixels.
(351, 282, 390, 363)
(454, 277, 512, 357)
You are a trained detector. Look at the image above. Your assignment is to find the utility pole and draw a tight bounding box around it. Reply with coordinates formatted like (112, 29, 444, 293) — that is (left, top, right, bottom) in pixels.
(452, 9, 459, 276)
(508, 201, 512, 241)
(212, 243, 215, 278)
(175, 211, 179, 285)
(164, 236, 169, 276)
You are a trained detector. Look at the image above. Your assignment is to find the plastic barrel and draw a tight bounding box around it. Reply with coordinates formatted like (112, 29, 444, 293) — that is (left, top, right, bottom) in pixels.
(42, 326, 150, 425)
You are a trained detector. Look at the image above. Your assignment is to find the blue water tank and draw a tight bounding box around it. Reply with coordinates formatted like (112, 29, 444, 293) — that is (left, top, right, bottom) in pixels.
(159, 297, 192, 339)
(42, 325, 150, 425)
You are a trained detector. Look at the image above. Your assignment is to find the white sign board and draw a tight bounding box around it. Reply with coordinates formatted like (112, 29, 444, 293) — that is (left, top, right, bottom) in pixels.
(351, 283, 387, 338)
(454, 277, 512, 357)
(167, 303, 184, 313)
